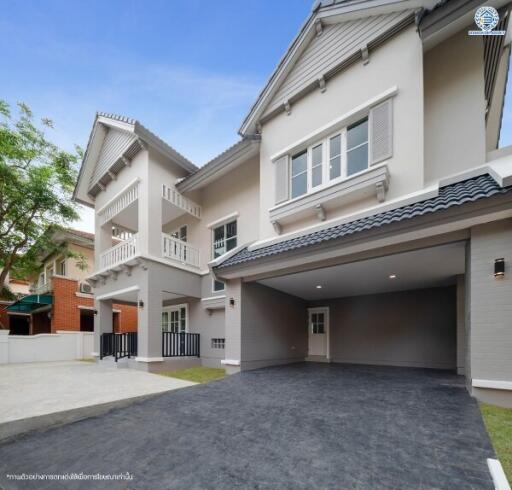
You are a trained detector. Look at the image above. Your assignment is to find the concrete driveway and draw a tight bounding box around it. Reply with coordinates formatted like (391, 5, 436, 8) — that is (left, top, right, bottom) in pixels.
(0, 361, 195, 441)
(0, 363, 495, 489)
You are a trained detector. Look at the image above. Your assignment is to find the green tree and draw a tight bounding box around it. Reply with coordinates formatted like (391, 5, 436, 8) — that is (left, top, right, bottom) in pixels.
(0, 100, 81, 291)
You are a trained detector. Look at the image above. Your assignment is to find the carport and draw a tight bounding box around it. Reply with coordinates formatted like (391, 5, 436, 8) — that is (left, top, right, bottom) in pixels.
(256, 242, 465, 372)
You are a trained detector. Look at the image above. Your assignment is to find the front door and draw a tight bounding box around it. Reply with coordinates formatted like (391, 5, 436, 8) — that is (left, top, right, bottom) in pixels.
(308, 307, 329, 357)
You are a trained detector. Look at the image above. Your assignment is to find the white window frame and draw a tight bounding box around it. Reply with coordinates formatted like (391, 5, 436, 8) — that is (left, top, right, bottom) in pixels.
(211, 338, 225, 349)
(57, 258, 66, 277)
(212, 277, 225, 293)
(211, 219, 237, 259)
(287, 116, 370, 202)
(161, 304, 188, 333)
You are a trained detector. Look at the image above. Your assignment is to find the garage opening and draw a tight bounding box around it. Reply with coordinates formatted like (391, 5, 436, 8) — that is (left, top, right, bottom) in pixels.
(257, 242, 465, 372)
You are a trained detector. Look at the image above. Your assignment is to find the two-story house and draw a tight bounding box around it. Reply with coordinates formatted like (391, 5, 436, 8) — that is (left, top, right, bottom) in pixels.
(5, 229, 137, 335)
(74, 0, 512, 407)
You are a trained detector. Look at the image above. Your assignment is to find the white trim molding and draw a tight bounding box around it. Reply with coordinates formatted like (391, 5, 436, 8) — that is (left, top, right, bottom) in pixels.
(472, 379, 512, 391)
(96, 285, 140, 301)
(201, 295, 227, 302)
(221, 359, 241, 366)
(207, 211, 239, 229)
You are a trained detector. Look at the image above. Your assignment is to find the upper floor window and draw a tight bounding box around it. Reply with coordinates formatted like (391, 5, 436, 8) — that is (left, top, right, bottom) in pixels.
(289, 117, 369, 200)
(213, 220, 237, 258)
(57, 259, 66, 276)
(273, 98, 392, 207)
(346, 118, 369, 176)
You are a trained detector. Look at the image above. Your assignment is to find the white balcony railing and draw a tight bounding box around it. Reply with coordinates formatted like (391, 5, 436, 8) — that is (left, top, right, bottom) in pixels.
(162, 234, 200, 268)
(162, 184, 201, 219)
(99, 234, 139, 270)
(98, 180, 139, 225)
(32, 280, 52, 295)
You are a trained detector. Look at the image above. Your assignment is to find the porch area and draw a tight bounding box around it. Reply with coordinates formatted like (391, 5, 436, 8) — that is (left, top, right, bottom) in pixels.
(92, 258, 203, 371)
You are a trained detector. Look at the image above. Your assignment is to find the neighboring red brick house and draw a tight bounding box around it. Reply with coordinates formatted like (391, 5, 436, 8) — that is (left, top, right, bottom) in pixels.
(5, 229, 137, 335)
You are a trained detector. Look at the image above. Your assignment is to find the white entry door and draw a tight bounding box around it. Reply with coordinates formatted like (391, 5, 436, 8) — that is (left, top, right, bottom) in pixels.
(308, 307, 329, 357)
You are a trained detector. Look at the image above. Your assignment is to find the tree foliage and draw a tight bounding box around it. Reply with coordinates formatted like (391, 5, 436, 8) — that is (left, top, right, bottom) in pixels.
(0, 100, 81, 291)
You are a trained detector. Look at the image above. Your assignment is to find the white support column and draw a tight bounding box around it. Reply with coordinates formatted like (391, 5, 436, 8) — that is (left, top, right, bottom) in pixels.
(137, 150, 162, 258)
(136, 284, 163, 363)
(93, 299, 113, 356)
(223, 278, 243, 375)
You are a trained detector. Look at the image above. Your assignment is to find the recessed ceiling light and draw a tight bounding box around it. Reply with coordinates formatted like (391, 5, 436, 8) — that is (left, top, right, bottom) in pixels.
(389, 274, 397, 279)
(316, 285, 322, 289)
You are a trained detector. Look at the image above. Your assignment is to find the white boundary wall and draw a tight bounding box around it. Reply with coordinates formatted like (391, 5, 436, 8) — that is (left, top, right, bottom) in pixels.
(0, 330, 93, 364)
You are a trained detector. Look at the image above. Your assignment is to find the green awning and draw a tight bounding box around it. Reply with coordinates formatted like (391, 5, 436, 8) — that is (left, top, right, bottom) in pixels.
(6, 294, 53, 313)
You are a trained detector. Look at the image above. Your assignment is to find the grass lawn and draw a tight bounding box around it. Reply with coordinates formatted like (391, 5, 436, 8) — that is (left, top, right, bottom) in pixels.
(159, 367, 225, 384)
(480, 403, 512, 483)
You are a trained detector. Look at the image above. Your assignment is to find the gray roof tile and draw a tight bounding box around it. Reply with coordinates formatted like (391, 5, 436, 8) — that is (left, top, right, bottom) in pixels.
(216, 174, 512, 269)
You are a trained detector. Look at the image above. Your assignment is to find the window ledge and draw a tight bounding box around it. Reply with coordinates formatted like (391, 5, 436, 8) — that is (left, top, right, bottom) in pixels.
(269, 163, 389, 231)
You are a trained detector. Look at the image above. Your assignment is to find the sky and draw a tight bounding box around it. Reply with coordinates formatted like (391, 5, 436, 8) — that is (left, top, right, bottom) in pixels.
(1, 0, 511, 233)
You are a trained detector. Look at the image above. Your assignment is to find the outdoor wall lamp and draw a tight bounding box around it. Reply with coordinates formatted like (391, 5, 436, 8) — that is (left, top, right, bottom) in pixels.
(138, 300, 144, 309)
(93, 309, 97, 315)
(229, 298, 235, 307)
(494, 258, 505, 278)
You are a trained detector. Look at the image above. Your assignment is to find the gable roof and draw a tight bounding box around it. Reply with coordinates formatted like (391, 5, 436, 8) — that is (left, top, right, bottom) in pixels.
(74, 112, 198, 207)
(238, 0, 431, 135)
(215, 173, 512, 270)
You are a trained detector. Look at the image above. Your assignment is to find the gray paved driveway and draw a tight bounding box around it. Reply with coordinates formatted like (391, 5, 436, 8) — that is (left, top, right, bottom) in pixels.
(0, 363, 494, 489)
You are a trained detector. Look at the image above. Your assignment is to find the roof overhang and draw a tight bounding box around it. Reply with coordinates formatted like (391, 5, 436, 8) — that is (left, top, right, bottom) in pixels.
(214, 174, 512, 280)
(176, 137, 261, 193)
(73, 113, 198, 207)
(419, 0, 512, 51)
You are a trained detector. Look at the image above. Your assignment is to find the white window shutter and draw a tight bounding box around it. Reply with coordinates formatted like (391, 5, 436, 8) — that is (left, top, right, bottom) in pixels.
(274, 155, 289, 205)
(369, 99, 393, 165)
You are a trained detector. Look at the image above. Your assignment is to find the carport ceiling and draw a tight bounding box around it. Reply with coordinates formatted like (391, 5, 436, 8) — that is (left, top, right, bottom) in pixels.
(258, 242, 466, 300)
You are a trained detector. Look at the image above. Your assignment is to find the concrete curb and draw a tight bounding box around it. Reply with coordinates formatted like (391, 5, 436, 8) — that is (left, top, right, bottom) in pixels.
(488, 458, 511, 490)
(0, 392, 164, 444)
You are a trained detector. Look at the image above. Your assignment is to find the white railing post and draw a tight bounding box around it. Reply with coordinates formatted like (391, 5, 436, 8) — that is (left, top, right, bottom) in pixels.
(161, 233, 200, 268)
(98, 180, 140, 225)
(99, 234, 139, 270)
(161, 184, 201, 219)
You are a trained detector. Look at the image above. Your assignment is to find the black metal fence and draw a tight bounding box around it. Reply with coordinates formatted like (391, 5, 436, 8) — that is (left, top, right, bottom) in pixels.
(100, 332, 138, 362)
(162, 332, 200, 357)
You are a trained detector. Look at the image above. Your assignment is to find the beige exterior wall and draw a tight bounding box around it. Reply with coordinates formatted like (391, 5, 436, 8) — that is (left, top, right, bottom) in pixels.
(423, 29, 486, 183)
(259, 25, 424, 238)
(65, 244, 94, 281)
(165, 156, 260, 270)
